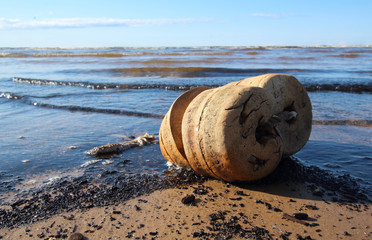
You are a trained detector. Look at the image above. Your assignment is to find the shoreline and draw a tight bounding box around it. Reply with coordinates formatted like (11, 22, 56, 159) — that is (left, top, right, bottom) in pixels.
(0, 179, 370, 239)
(0, 156, 371, 239)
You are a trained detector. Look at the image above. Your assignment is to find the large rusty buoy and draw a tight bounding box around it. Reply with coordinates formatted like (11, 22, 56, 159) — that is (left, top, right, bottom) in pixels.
(159, 74, 312, 182)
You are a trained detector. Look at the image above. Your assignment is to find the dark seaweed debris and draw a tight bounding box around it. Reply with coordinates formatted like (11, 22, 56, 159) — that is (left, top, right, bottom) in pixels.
(0, 168, 207, 229)
(193, 211, 273, 239)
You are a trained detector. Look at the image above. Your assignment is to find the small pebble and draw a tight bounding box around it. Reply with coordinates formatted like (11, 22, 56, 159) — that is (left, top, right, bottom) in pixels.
(95, 225, 103, 230)
(305, 204, 319, 210)
(312, 188, 324, 197)
(344, 231, 352, 236)
(273, 207, 282, 212)
(134, 205, 141, 211)
(65, 214, 75, 220)
(235, 190, 248, 196)
(138, 224, 145, 229)
(37, 232, 45, 238)
(181, 194, 195, 204)
(69, 232, 85, 240)
(293, 213, 309, 220)
(193, 187, 208, 195)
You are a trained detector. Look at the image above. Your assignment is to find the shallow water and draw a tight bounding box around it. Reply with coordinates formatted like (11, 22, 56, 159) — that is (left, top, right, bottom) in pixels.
(0, 46, 371, 195)
(296, 125, 372, 188)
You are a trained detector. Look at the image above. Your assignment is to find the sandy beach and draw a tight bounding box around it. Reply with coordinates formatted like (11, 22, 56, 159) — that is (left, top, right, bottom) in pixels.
(1, 177, 370, 240)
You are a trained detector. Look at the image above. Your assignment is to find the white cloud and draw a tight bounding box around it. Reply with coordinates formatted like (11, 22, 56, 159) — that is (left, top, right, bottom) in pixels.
(0, 17, 212, 29)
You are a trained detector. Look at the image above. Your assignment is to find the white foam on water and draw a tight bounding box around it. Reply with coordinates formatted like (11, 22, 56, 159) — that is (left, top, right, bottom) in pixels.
(80, 159, 101, 168)
(102, 160, 113, 166)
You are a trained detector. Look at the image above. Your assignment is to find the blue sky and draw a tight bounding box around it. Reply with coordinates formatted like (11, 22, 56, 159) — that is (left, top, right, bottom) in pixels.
(0, 0, 371, 47)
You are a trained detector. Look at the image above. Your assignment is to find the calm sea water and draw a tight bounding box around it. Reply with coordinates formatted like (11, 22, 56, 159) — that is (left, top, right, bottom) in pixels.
(0, 46, 371, 194)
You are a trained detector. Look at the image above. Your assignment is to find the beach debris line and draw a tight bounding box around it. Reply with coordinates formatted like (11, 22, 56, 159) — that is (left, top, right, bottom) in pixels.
(160, 74, 312, 182)
(85, 133, 158, 156)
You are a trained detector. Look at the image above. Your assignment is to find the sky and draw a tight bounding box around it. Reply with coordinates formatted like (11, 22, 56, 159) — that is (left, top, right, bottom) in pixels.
(0, 0, 371, 47)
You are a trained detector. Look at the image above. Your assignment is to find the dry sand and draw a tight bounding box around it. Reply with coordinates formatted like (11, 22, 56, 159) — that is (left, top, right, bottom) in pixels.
(0, 179, 370, 240)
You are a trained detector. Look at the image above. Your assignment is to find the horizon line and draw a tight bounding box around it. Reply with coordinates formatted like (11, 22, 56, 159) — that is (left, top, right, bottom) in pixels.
(1, 44, 371, 49)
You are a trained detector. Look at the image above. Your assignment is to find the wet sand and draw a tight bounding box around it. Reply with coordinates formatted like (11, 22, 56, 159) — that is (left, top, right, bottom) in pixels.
(0, 155, 370, 240)
(0, 179, 371, 240)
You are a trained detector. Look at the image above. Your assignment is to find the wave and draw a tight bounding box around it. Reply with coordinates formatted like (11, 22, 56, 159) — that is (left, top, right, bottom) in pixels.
(313, 120, 372, 127)
(126, 58, 227, 65)
(0, 92, 23, 99)
(303, 83, 372, 93)
(2, 91, 370, 124)
(0, 91, 95, 100)
(279, 56, 316, 61)
(345, 49, 372, 54)
(1, 51, 235, 58)
(327, 54, 360, 58)
(32, 103, 164, 119)
(92, 67, 309, 78)
(2, 46, 372, 58)
(13, 77, 372, 93)
(12, 77, 201, 90)
(0, 91, 163, 119)
(3, 51, 368, 59)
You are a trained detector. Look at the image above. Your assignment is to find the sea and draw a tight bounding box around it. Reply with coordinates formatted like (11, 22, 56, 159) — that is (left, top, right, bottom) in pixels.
(0, 46, 371, 197)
